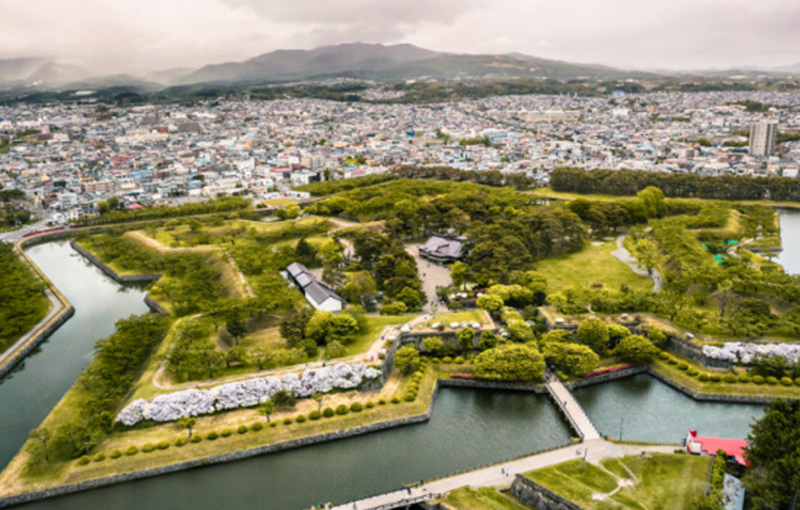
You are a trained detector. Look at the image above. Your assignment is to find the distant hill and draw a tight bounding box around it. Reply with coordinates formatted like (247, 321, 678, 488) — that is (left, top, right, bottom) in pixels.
(177, 42, 651, 85)
(0, 58, 50, 82)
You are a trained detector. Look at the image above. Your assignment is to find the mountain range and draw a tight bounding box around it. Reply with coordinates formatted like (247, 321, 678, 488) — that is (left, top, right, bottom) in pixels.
(1, 42, 799, 93)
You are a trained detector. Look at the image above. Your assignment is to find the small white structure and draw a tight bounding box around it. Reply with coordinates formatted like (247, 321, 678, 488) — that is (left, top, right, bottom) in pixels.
(285, 262, 346, 312)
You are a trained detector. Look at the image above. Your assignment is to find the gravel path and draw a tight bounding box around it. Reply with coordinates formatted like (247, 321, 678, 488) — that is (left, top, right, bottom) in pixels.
(611, 234, 663, 293)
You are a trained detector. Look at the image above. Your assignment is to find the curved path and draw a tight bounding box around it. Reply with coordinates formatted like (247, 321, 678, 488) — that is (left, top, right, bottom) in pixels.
(611, 234, 663, 292)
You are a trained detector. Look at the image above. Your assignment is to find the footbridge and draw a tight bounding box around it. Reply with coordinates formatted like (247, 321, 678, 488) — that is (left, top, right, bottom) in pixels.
(544, 371, 601, 440)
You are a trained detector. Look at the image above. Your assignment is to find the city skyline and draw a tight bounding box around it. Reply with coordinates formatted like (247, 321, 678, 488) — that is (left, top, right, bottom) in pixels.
(2, 0, 800, 75)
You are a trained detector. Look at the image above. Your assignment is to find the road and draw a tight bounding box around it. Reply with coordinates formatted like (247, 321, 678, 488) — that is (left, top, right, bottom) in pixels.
(404, 244, 452, 312)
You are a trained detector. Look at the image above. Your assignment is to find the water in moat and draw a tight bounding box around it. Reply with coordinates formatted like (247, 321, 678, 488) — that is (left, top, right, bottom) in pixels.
(0, 240, 772, 509)
(775, 207, 800, 275)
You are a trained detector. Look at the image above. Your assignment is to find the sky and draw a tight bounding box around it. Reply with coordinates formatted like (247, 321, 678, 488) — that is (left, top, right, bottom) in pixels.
(2, 0, 800, 74)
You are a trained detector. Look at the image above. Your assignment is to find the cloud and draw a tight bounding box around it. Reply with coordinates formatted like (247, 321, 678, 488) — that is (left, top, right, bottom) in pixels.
(0, 0, 799, 74)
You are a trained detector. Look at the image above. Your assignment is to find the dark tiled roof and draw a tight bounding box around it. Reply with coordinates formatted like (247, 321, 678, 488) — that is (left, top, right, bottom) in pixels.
(420, 235, 463, 259)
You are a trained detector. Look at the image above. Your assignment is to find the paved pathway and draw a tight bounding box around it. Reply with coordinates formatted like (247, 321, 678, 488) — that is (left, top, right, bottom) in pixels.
(544, 373, 601, 440)
(0, 288, 61, 366)
(611, 234, 663, 292)
(404, 244, 452, 313)
(331, 438, 676, 510)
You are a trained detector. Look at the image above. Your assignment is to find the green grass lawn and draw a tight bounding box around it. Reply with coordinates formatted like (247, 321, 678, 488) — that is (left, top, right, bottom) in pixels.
(525, 454, 710, 510)
(535, 242, 653, 293)
(438, 487, 533, 510)
(421, 310, 489, 327)
(343, 315, 411, 356)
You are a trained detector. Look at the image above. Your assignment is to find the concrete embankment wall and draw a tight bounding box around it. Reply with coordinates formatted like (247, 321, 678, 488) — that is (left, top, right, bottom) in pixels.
(69, 241, 162, 283)
(511, 475, 585, 510)
(0, 234, 76, 380)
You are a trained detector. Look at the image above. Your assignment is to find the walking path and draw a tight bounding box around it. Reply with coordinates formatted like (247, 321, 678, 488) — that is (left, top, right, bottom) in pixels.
(331, 438, 676, 510)
(544, 372, 601, 440)
(0, 288, 61, 366)
(611, 234, 663, 292)
(404, 244, 452, 313)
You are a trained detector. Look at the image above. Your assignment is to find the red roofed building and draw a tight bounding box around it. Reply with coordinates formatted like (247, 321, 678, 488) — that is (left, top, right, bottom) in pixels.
(685, 429, 749, 467)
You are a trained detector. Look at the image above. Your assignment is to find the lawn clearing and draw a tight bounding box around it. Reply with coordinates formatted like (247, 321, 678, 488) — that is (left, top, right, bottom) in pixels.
(535, 242, 653, 293)
(438, 487, 532, 510)
(343, 315, 410, 356)
(421, 310, 489, 327)
(525, 454, 710, 510)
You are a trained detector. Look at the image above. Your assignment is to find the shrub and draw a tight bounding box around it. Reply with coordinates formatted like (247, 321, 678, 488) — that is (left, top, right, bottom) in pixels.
(142, 443, 156, 453)
(432, 358, 441, 364)
(378, 398, 387, 406)
(93, 452, 106, 462)
(110, 449, 122, 459)
(766, 376, 778, 385)
(658, 352, 669, 360)
(206, 431, 219, 440)
(723, 374, 737, 383)
(404, 393, 416, 402)
(270, 422, 277, 428)
(350, 402, 363, 413)
(698, 374, 709, 382)
(442, 356, 453, 363)
(753, 375, 765, 385)
(795, 378, 800, 386)
(309, 410, 321, 420)
(174, 438, 187, 447)
(677, 362, 689, 371)
(710, 374, 722, 383)
(738, 375, 750, 383)
(238, 425, 248, 434)
(667, 357, 678, 365)
(78, 456, 91, 466)
(366, 401, 375, 409)
(687, 368, 699, 376)
(157, 440, 170, 450)
(251, 422, 264, 431)
(391, 396, 401, 404)
(323, 407, 335, 418)
(781, 377, 793, 386)
(220, 428, 232, 437)
(190, 435, 202, 443)
(454, 356, 465, 364)
(283, 417, 293, 425)
(296, 415, 307, 423)
(335, 404, 349, 415)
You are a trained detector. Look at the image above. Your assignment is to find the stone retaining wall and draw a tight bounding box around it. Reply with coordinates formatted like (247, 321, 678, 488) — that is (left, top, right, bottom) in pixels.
(567, 366, 649, 390)
(69, 241, 162, 283)
(511, 475, 585, 510)
(143, 296, 169, 315)
(439, 378, 548, 394)
(666, 336, 731, 370)
(0, 306, 75, 381)
(646, 369, 774, 405)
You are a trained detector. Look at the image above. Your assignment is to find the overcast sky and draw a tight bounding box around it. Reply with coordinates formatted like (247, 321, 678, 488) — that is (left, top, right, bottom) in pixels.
(2, 0, 800, 74)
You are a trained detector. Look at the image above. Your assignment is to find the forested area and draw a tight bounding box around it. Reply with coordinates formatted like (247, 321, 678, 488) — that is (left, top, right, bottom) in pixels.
(0, 243, 49, 353)
(551, 167, 800, 202)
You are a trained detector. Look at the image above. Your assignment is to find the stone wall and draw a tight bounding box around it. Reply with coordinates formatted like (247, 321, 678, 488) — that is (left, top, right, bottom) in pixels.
(665, 336, 731, 370)
(0, 384, 442, 509)
(511, 475, 585, 510)
(645, 369, 774, 405)
(567, 366, 648, 390)
(0, 306, 75, 381)
(439, 378, 548, 394)
(143, 296, 169, 315)
(69, 241, 162, 283)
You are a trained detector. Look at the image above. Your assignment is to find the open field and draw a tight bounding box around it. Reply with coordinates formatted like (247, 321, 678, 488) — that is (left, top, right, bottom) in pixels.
(437, 487, 532, 510)
(535, 242, 653, 292)
(525, 454, 710, 510)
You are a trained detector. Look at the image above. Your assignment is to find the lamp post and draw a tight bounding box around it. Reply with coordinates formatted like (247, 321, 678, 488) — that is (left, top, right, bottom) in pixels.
(619, 417, 624, 442)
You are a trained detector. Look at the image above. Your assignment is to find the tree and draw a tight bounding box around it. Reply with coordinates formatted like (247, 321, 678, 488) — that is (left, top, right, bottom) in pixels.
(312, 392, 325, 412)
(607, 324, 631, 345)
(322, 263, 345, 290)
(636, 186, 666, 218)
(272, 390, 296, 408)
(506, 320, 534, 342)
(614, 334, 658, 364)
(396, 286, 423, 311)
(476, 294, 504, 313)
(177, 416, 197, 438)
(633, 239, 659, 274)
(450, 261, 469, 291)
(744, 399, 800, 509)
(576, 317, 610, 354)
(457, 328, 475, 353)
(540, 329, 575, 345)
(543, 343, 599, 377)
(28, 428, 51, 462)
(342, 271, 377, 308)
(326, 340, 346, 358)
(474, 344, 545, 382)
(225, 309, 247, 344)
(478, 331, 500, 351)
(422, 336, 444, 354)
(295, 237, 317, 266)
(394, 344, 420, 374)
(260, 401, 274, 423)
(279, 306, 314, 345)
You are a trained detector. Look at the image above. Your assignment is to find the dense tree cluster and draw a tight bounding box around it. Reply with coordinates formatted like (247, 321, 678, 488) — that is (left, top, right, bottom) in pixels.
(0, 189, 32, 229)
(75, 196, 251, 225)
(0, 243, 49, 353)
(551, 167, 800, 202)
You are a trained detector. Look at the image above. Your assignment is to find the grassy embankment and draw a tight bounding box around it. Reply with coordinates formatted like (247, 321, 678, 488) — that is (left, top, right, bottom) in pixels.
(525, 454, 710, 510)
(436, 487, 532, 510)
(0, 361, 439, 499)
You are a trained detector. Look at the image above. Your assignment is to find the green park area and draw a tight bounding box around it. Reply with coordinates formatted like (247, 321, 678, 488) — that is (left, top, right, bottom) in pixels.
(0, 243, 49, 354)
(525, 454, 711, 510)
(535, 241, 652, 293)
(437, 487, 531, 510)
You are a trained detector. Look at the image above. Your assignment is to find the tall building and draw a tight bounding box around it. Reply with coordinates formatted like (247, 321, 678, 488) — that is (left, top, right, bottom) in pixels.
(749, 120, 778, 157)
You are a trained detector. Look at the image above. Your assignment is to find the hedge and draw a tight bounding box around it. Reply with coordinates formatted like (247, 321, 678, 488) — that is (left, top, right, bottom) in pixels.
(335, 404, 349, 415)
(126, 446, 139, 455)
(323, 407, 335, 418)
(251, 422, 264, 431)
(350, 402, 363, 413)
